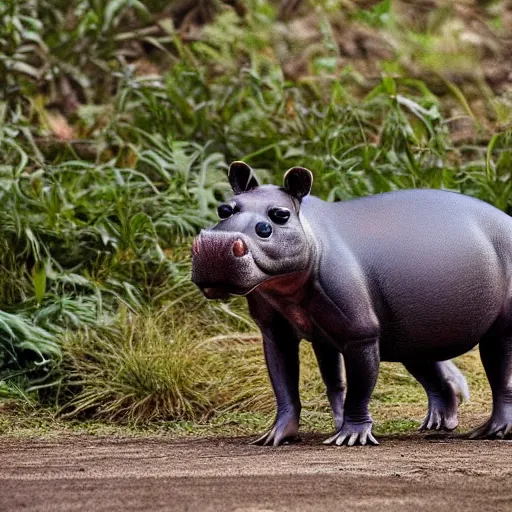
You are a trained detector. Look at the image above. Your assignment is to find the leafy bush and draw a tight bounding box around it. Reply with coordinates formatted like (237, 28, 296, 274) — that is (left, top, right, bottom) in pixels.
(0, 120, 227, 390)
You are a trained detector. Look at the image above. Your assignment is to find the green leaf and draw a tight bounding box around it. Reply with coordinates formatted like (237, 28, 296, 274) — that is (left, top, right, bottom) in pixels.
(32, 263, 47, 304)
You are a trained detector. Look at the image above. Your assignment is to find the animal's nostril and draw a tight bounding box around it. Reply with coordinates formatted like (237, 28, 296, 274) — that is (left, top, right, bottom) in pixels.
(233, 239, 248, 257)
(192, 237, 201, 256)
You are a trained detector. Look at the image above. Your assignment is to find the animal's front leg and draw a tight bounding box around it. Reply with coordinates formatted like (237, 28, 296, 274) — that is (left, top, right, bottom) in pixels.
(251, 317, 301, 446)
(312, 339, 345, 431)
(324, 339, 380, 446)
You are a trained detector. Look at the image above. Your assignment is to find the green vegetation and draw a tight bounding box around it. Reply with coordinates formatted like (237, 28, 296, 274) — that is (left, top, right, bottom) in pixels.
(0, 0, 509, 436)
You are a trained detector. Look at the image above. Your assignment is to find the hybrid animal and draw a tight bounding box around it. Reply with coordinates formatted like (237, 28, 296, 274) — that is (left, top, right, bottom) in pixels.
(191, 162, 512, 446)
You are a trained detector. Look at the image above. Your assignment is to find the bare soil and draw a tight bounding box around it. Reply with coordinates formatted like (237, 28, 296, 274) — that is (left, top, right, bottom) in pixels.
(1, 434, 511, 512)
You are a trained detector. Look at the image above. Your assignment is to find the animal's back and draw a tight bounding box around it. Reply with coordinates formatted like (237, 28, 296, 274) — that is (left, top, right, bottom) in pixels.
(302, 189, 512, 360)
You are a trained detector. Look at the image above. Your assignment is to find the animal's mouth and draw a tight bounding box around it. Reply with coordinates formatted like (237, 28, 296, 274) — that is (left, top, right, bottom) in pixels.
(201, 287, 231, 300)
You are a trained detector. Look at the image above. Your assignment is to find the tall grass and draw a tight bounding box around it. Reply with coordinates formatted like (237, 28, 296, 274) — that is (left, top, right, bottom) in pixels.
(58, 308, 271, 422)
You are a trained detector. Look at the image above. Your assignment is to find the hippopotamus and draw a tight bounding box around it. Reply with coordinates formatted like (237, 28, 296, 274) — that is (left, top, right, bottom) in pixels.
(191, 161, 512, 446)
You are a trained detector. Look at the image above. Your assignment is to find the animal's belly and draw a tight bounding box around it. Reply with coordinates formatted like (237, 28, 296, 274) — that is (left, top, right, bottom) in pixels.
(378, 326, 482, 362)
(374, 273, 503, 360)
(305, 278, 503, 361)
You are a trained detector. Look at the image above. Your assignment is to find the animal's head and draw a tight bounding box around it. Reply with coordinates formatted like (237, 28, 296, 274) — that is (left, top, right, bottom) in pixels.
(191, 161, 315, 299)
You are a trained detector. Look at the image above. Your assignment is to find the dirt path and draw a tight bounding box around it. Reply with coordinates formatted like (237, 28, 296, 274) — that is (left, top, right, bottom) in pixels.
(1, 434, 511, 511)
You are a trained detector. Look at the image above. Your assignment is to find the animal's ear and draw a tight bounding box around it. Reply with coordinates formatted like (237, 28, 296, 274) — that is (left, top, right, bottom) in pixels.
(228, 161, 260, 195)
(283, 167, 313, 201)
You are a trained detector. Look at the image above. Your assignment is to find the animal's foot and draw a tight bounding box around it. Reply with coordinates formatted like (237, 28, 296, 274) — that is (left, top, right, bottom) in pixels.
(468, 412, 512, 439)
(250, 412, 300, 446)
(419, 394, 459, 432)
(323, 420, 378, 447)
(419, 408, 458, 431)
(420, 378, 466, 432)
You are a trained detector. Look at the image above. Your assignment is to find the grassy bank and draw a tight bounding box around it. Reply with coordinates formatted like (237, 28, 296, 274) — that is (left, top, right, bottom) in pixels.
(0, 0, 510, 435)
(0, 346, 490, 438)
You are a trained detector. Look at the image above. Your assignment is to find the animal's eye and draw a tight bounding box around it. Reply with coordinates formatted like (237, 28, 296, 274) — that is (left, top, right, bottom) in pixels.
(218, 204, 234, 219)
(268, 207, 291, 225)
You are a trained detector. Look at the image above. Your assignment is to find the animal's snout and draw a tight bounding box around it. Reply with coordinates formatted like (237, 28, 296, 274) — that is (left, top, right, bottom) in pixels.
(191, 233, 249, 260)
(233, 239, 247, 257)
(191, 231, 253, 297)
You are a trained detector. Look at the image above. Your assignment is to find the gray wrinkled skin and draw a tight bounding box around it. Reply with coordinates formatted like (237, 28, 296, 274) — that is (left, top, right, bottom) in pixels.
(192, 162, 512, 446)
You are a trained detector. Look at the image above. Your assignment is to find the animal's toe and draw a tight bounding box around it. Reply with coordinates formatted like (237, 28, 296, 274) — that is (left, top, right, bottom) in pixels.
(467, 418, 512, 439)
(324, 422, 378, 447)
(250, 429, 274, 446)
(443, 415, 458, 431)
(420, 409, 458, 432)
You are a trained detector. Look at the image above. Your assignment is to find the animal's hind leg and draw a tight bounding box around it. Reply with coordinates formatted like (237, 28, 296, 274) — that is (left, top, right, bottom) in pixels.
(403, 361, 469, 431)
(469, 328, 512, 439)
